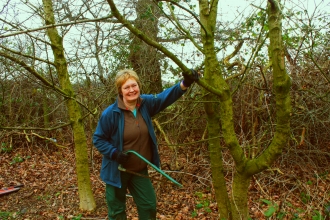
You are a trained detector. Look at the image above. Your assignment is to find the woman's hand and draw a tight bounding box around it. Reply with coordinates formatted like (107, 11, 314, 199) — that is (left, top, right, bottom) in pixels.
(182, 69, 199, 87)
(112, 150, 130, 165)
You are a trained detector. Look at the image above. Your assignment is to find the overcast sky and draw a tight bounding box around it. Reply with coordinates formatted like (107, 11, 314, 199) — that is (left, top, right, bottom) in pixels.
(1, 0, 328, 81)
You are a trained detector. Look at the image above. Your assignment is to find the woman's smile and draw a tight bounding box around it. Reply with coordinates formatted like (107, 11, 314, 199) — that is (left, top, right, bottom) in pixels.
(121, 78, 140, 103)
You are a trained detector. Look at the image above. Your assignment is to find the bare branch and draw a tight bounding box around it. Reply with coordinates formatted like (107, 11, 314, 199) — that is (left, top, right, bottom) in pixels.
(0, 45, 55, 66)
(0, 51, 97, 116)
(0, 16, 113, 39)
(0, 122, 71, 131)
(154, 0, 208, 35)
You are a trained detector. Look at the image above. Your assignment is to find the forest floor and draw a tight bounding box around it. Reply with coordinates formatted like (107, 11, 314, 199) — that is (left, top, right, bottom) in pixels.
(0, 137, 330, 220)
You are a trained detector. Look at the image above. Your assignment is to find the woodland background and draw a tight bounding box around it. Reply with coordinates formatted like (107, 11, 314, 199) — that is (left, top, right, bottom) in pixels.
(0, 0, 330, 219)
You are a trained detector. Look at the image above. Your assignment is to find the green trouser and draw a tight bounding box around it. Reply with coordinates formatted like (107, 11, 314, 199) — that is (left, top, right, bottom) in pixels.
(106, 168, 156, 220)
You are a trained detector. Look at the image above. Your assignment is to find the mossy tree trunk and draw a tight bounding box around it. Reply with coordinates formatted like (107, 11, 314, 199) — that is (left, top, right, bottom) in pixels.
(199, 0, 234, 218)
(107, 0, 291, 219)
(42, 0, 96, 211)
(227, 1, 291, 218)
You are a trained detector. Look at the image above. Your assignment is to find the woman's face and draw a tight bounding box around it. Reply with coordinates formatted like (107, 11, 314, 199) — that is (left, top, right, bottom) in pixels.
(121, 78, 140, 103)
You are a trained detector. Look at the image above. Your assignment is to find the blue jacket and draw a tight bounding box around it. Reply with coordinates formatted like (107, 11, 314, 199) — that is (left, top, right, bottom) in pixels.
(93, 82, 186, 188)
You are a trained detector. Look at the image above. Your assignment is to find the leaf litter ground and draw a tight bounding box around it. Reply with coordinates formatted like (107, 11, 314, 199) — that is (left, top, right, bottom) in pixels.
(0, 140, 329, 219)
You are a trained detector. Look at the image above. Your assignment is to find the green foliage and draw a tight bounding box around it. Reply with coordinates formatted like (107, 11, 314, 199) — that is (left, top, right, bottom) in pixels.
(239, 9, 267, 37)
(0, 211, 21, 219)
(191, 191, 212, 217)
(314, 171, 329, 179)
(289, 207, 327, 220)
(191, 210, 197, 218)
(1, 142, 12, 153)
(300, 192, 311, 204)
(277, 211, 286, 220)
(10, 155, 24, 165)
(284, 200, 328, 220)
(312, 210, 325, 220)
(0, 211, 12, 219)
(292, 212, 300, 220)
(10, 154, 31, 165)
(264, 206, 276, 217)
(140, 6, 154, 21)
(306, 180, 313, 185)
(36, 194, 52, 202)
(261, 199, 279, 218)
(72, 214, 82, 220)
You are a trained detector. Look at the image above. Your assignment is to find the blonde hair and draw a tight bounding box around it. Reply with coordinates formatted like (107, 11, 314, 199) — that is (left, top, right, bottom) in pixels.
(115, 69, 141, 94)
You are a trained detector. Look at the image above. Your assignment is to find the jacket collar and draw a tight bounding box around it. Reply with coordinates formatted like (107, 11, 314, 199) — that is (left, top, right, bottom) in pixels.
(117, 95, 142, 110)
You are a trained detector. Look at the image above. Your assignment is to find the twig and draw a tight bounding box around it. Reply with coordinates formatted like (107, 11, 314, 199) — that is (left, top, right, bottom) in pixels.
(29, 132, 67, 148)
(253, 176, 271, 199)
(153, 119, 174, 151)
(0, 16, 113, 38)
(165, 170, 211, 186)
(0, 123, 71, 131)
(163, 135, 222, 147)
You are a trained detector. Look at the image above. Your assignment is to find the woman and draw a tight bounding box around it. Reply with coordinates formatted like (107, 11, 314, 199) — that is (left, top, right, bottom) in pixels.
(93, 69, 197, 220)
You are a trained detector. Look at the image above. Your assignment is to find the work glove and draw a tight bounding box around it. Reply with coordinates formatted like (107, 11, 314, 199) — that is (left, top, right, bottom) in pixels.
(182, 69, 199, 87)
(112, 150, 130, 165)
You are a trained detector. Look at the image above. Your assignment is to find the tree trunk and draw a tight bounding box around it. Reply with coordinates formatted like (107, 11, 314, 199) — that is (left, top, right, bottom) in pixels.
(205, 94, 233, 219)
(199, 0, 236, 218)
(129, 0, 162, 94)
(231, 173, 251, 219)
(42, 0, 96, 211)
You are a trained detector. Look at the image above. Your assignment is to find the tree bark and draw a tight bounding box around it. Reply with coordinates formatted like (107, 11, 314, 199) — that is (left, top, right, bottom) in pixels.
(231, 173, 251, 219)
(42, 0, 96, 211)
(129, 0, 162, 93)
(199, 1, 235, 218)
(205, 95, 233, 219)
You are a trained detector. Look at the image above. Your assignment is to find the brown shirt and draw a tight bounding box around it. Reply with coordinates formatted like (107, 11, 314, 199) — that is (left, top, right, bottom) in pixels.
(118, 96, 152, 172)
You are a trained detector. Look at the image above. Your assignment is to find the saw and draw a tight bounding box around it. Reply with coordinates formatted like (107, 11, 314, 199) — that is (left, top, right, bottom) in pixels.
(0, 184, 24, 196)
(119, 150, 183, 188)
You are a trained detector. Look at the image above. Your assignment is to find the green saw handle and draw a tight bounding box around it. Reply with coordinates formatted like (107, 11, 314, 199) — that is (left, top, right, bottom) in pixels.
(124, 150, 183, 188)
